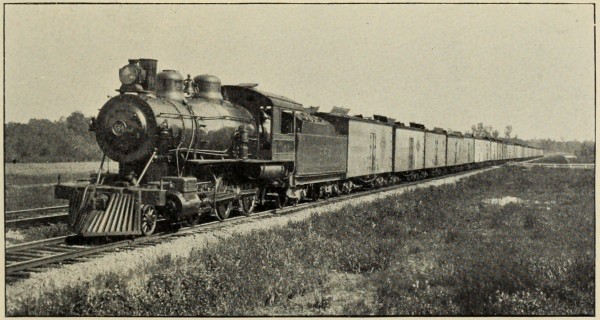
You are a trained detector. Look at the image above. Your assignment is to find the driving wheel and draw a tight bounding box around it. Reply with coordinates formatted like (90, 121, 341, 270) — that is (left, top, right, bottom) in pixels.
(214, 175, 233, 221)
(215, 200, 233, 221)
(239, 193, 257, 216)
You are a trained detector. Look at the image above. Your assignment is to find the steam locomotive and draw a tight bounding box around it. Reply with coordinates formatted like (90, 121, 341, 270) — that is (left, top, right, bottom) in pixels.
(55, 58, 543, 237)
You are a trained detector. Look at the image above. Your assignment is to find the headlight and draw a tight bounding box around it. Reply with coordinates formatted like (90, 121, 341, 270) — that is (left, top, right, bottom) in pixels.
(119, 59, 147, 86)
(119, 64, 141, 85)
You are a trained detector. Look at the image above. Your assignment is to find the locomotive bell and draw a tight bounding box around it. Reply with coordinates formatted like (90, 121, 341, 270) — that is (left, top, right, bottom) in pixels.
(183, 74, 196, 96)
(156, 70, 184, 101)
(193, 74, 223, 101)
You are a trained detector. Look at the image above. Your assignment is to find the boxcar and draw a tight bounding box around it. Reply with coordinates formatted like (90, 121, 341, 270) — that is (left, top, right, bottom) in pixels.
(463, 134, 475, 164)
(491, 140, 500, 161)
(347, 119, 393, 177)
(474, 138, 487, 162)
(500, 140, 508, 160)
(446, 132, 463, 167)
(394, 124, 426, 172)
(517, 144, 523, 159)
(424, 128, 447, 169)
(519, 145, 524, 159)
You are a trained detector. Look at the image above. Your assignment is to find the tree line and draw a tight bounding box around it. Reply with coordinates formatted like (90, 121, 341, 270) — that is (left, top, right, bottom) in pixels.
(5, 112, 102, 163)
(470, 122, 595, 163)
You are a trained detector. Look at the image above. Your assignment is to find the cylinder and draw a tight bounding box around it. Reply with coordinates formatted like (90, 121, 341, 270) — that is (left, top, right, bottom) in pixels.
(258, 164, 286, 180)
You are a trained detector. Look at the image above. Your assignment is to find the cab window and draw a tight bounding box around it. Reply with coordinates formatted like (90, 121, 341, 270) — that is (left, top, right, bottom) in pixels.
(281, 110, 294, 134)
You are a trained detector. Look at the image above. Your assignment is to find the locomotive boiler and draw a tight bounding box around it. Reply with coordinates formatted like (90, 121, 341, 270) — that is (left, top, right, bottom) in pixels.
(96, 59, 257, 169)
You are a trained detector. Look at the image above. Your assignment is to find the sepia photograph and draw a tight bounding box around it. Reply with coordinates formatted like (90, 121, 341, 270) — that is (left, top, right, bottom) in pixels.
(3, 1, 595, 316)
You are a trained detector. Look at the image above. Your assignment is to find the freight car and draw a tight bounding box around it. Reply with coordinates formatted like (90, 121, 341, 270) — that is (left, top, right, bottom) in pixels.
(55, 58, 543, 238)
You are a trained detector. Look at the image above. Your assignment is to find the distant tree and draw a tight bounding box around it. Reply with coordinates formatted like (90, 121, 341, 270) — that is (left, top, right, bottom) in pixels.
(471, 123, 487, 137)
(66, 111, 89, 134)
(527, 138, 595, 162)
(4, 111, 102, 163)
(471, 123, 499, 138)
(574, 140, 595, 162)
(471, 123, 525, 141)
(504, 125, 513, 139)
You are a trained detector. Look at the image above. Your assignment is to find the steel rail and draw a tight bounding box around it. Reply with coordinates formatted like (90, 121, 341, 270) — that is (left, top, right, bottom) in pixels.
(5, 213, 69, 228)
(6, 239, 136, 275)
(5, 164, 498, 278)
(6, 205, 69, 217)
(6, 235, 73, 252)
(514, 162, 594, 169)
(5, 205, 70, 229)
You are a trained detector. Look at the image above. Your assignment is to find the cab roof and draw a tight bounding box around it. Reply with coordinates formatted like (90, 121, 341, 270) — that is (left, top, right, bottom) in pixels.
(222, 85, 304, 112)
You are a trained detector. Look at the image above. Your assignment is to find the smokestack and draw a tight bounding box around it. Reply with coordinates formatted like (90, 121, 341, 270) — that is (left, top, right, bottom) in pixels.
(139, 58, 157, 91)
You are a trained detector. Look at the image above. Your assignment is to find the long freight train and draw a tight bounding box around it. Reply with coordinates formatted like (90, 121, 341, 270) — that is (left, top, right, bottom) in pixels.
(55, 58, 543, 237)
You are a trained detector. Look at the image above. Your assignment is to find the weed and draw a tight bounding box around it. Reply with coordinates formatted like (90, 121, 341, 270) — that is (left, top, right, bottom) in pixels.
(5, 161, 111, 210)
(523, 211, 538, 229)
(6, 223, 71, 245)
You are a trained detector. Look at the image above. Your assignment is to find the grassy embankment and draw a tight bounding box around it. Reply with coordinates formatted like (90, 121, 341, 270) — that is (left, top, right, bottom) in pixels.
(5, 162, 112, 244)
(530, 155, 570, 164)
(5, 161, 112, 211)
(10, 167, 594, 316)
(531, 154, 595, 164)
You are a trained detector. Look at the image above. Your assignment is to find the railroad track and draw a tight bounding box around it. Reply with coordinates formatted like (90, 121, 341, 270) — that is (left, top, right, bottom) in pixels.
(5, 165, 498, 284)
(5, 205, 69, 228)
(513, 162, 594, 169)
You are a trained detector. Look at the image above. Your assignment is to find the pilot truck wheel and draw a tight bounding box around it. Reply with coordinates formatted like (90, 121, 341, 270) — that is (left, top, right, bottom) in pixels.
(141, 205, 158, 236)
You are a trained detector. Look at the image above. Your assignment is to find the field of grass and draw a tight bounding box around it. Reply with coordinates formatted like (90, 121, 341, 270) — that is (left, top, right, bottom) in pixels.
(569, 156, 595, 164)
(532, 154, 595, 164)
(530, 155, 570, 164)
(9, 167, 594, 316)
(4, 161, 118, 210)
(6, 223, 71, 246)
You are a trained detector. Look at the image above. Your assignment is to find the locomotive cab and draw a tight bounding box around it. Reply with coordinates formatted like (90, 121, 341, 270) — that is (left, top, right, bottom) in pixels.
(222, 85, 304, 162)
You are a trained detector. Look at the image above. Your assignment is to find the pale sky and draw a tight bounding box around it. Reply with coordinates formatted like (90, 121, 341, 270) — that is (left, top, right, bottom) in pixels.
(4, 3, 595, 141)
